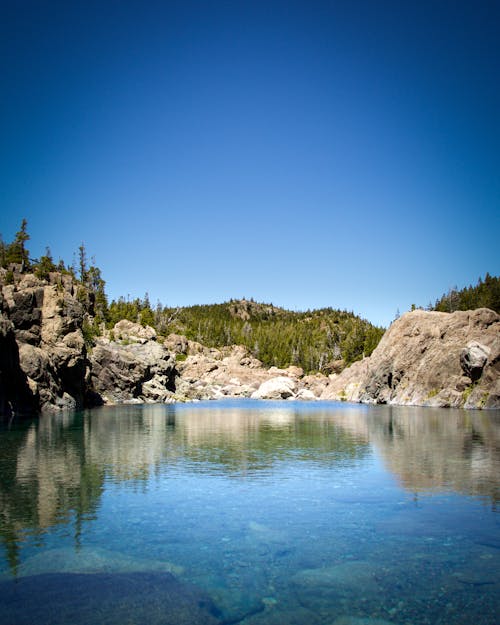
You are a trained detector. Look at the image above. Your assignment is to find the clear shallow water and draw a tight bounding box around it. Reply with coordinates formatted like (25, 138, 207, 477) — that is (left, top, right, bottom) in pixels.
(0, 400, 499, 625)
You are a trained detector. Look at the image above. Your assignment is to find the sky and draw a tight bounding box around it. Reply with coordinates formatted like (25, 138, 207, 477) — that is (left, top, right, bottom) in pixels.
(1, 0, 499, 327)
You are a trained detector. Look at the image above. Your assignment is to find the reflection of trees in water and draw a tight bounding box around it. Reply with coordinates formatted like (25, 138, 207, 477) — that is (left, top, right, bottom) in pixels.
(1, 403, 499, 575)
(0, 413, 104, 574)
(0, 404, 370, 573)
(171, 404, 370, 476)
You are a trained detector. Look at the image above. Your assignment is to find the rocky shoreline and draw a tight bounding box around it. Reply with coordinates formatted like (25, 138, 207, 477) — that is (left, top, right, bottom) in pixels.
(1, 270, 498, 417)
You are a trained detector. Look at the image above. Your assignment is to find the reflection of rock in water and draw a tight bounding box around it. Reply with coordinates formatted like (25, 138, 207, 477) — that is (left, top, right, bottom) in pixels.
(331, 406, 500, 503)
(373, 408, 500, 503)
(0, 571, 221, 625)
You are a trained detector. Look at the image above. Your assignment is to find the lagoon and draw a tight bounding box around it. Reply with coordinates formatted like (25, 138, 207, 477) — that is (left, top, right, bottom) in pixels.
(0, 400, 499, 624)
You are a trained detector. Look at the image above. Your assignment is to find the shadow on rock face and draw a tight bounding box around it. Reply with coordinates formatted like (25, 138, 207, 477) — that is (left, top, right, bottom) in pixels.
(0, 321, 38, 419)
(0, 571, 222, 625)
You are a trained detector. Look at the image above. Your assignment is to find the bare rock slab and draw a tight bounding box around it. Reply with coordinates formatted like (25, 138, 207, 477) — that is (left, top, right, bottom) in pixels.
(0, 571, 221, 625)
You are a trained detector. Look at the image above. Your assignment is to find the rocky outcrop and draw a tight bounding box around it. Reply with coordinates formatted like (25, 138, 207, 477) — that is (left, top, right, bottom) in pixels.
(89, 325, 176, 404)
(112, 319, 156, 344)
(1, 272, 88, 414)
(171, 337, 326, 401)
(322, 308, 500, 409)
(3, 270, 497, 414)
(173, 341, 271, 400)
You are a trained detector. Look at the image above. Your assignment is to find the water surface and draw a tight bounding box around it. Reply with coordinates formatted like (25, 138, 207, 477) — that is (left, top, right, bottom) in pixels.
(1, 400, 499, 624)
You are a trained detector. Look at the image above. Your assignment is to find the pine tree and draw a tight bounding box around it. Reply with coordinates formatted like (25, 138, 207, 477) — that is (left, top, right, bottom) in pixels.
(5, 218, 30, 269)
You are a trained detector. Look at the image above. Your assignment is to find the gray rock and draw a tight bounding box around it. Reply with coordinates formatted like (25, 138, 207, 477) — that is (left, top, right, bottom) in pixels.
(322, 309, 500, 409)
(460, 341, 490, 382)
(113, 319, 157, 343)
(89, 338, 176, 404)
(0, 571, 220, 625)
(1, 277, 88, 414)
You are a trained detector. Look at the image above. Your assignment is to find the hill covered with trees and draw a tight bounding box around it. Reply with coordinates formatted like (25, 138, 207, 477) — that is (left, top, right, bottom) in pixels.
(106, 297, 385, 373)
(156, 300, 384, 373)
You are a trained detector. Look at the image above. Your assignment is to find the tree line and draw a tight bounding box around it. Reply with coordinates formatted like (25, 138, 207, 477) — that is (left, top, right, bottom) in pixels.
(432, 274, 499, 314)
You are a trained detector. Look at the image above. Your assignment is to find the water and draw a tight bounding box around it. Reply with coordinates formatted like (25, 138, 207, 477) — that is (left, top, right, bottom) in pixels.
(0, 400, 499, 625)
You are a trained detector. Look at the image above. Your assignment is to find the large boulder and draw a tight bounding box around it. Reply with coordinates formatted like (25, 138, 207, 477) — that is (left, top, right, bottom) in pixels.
(113, 319, 156, 344)
(322, 308, 500, 409)
(460, 341, 490, 382)
(251, 376, 298, 400)
(89, 322, 176, 404)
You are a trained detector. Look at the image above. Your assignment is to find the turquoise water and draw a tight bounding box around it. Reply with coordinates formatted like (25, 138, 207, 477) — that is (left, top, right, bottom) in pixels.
(0, 400, 499, 625)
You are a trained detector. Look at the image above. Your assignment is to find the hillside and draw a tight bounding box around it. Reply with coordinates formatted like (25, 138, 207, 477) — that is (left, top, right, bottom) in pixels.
(155, 299, 385, 374)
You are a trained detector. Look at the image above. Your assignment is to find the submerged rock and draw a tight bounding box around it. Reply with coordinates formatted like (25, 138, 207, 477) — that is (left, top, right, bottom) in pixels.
(292, 561, 382, 615)
(16, 546, 184, 577)
(0, 571, 221, 625)
(333, 618, 398, 625)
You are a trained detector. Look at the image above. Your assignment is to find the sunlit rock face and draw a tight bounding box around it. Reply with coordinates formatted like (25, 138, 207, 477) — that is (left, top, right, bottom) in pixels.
(322, 308, 500, 409)
(251, 376, 298, 399)
(88, 324, 176, 404)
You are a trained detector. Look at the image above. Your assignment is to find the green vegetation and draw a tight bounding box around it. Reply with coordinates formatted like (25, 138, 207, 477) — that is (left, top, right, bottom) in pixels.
(1, 221, 108, 336)
(1, 220, 385, 372)
(0, 219, 30, 269)
(154, 299, 385, 372)
(433, 274, 500, 314)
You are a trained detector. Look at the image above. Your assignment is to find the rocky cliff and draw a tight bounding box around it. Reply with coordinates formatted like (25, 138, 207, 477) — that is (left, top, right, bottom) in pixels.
(89, 320, 176, 404)
(321, 308, 500, 409)
(1, 270, 499, 415)
(0, 272, 88, 415)
(0, 271, 177, 416)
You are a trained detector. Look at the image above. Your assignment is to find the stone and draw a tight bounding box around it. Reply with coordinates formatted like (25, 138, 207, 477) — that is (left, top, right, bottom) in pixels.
(1, 277, 88, 414)
(292, 561, 382, 615)
(460, 341, 490, 382)
(296, 388, 317, 400)
(333, 618, 397, 625)
(113, 319, 156, 343)
(251, 376, 298, 400)
(322, 308, 500, 409)
(18, 546, 184, 577)
(0, 571, 221, 625)
(164, 332, 188, 354)
(89, 339, 176, 404)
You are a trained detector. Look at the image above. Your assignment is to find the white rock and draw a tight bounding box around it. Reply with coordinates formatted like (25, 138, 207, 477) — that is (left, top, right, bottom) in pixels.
(251, 376, 298, 400)
(296, 388, 317, 401)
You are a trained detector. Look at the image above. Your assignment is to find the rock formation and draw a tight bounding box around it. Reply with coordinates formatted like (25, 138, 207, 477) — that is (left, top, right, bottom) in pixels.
(88, 327, 176, 404)
(1, 268, 498, 415)
(322, 308, 500, 409)
(0, 270, 178, 414)
(170, 336, 321, 401)
(0, 271, 88, 415)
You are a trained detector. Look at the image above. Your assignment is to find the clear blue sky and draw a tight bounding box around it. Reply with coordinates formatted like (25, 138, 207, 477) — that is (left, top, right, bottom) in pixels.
(1, 0, 499, 327)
